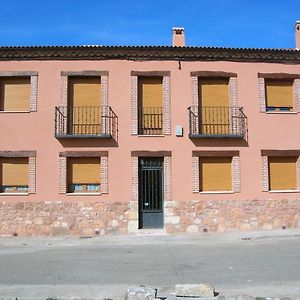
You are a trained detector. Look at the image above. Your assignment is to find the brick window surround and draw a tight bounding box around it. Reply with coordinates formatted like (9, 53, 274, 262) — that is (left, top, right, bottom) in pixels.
(0, 151, 36, 194)
(0, 71, 38, 112)
(129, 151, 172, 233)
(61, 71, 109, 107)
(192, 150, 241, 193)
(59, 151, 108, 194)
(131, 71, 171, 135)
(258, 73, 300, 113)
(261, 150, 300, 191)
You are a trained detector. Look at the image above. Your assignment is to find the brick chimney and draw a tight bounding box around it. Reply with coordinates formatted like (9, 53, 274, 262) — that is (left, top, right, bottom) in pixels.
(172, 27, 185, 47)
(295, 21, 300, 49)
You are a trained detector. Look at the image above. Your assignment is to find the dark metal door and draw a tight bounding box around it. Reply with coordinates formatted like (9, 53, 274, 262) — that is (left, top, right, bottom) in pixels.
(139, 157, 164, 229)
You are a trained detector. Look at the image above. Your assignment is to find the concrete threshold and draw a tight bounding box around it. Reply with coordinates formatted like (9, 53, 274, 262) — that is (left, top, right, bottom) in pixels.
(136, 229, 167, 236)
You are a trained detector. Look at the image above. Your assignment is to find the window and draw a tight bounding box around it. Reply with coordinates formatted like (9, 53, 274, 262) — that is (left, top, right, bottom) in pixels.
(0, 157, 28, 193)
(0, 77, 31, 111)
(138, 76, 163, 135)
(268, 156, 297, 190)
(193, 151, 240, 193)
(190, 72, 246, 138)
(199, 156, 232, 192)
(265, 79, 294, 112)
(198, 78, 230, 135)
(131, 71, 171, 136)
(67, 157, 100, 193)
(57, 71, 117, 139)
(68, 76, 101, 135)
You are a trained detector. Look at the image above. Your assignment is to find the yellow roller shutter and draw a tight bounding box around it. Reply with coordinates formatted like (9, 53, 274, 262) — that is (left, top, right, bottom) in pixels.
(1, 158, 28, 186)
(138, 76, 163, 108)
(198, 78, 229, 134)
(268, 156, 297, 190)
(138, 76, 163, 133)
(68, 77, 101, 134)
(265, 79, 293, 110)
(198, 78, 229, 107)
(68, 77, 101, 107)
(67, 157, 100, 184)
(1, 77, 31, 111)
(200, 156, 232, 191)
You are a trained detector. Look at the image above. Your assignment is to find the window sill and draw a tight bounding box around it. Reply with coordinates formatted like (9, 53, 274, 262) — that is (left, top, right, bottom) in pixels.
(268, 190, 300, 193)
(0, 193, 29, 196)
(137, 135, 165, 137)
(265, 111, 297, 114)
(0, 110, 31, 113)
(199, 191, 234, 194)
(66, 192, 101, 196)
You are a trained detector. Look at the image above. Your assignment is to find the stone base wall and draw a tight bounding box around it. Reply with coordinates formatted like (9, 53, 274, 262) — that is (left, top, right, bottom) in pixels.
(1, 199, 300, 237)
(0, 201, 129, 237)
(165, 199, 300, 233)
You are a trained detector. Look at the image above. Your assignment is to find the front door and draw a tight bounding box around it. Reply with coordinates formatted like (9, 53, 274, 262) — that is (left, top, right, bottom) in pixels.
(138, 157, 164, 229)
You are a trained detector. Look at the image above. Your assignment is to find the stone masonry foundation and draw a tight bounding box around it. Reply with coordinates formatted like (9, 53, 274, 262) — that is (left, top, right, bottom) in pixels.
(164, 199, 300, 233)
(0, 199, 300, 236)
(0, 201, 128, 237)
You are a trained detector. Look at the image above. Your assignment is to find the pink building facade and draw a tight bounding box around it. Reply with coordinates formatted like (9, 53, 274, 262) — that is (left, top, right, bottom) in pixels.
(1, 25, 300, 236)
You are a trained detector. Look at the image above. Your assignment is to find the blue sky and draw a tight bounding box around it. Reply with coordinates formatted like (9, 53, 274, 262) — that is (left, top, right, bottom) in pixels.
(0, 0, 299, 48)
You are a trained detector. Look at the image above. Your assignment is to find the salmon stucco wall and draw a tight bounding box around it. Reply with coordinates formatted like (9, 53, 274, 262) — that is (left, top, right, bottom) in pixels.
(1, 59, 300, 236)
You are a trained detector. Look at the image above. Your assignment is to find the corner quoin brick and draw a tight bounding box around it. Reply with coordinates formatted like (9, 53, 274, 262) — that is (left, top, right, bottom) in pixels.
(58, 156, 67, 194)
(261, 156, 269, 192)
(28, 156, 36, 194)
(164, 156, 172, 201)
(128, 157, 139, 233)
(296, 156, 300, 190)
(100, 75, 108, 133)
(191, 76, 198, 107)
(100, 156, 108, 194)
(100, 75, 108, 107)
(229, 77, 238, 107)
(131, 76, 138, 135)
(61, 75, 68, 107)
(163, 76, 171, 135)
(258, 77, 266, 112)
(293, 78, 300, 112)
(192, 156, 199, 193)
(232, 156, 241, 193)
(30, 75, 38, 112)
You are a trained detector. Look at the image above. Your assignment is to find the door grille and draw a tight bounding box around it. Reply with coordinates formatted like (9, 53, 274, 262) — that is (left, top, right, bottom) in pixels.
(138, 157, 164, 229)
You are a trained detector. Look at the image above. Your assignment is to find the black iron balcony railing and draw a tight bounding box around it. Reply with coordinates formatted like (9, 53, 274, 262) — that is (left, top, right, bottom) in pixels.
(55, 106, 118, 139)
(188, 106, 247, 138)
(138, 107, 163, 135)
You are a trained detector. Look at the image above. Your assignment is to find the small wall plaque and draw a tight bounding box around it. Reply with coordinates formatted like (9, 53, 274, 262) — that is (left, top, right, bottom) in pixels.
(175, 125, 183, 137)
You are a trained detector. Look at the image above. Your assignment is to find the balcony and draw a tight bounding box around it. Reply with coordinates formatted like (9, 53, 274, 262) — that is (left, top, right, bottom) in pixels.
(55, 106, 118, 139)
(138, 107, 163, 135)
(188, 106, 247, 138)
